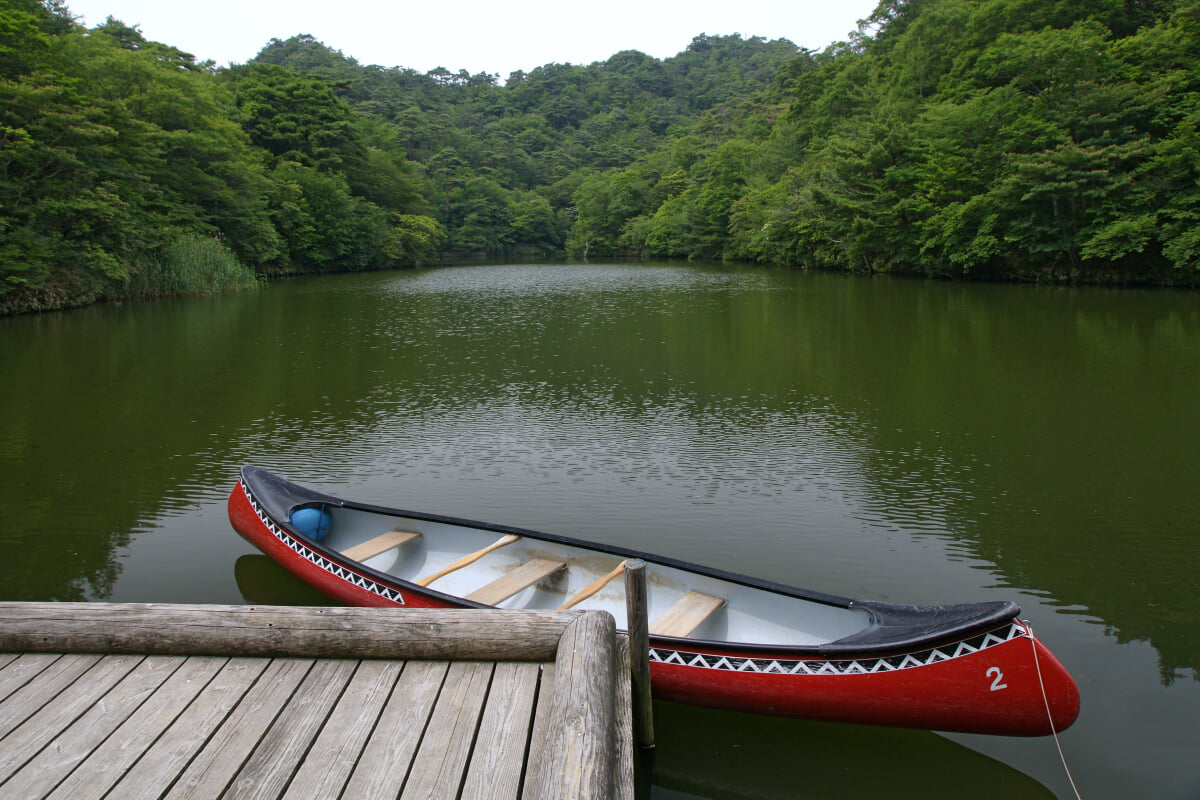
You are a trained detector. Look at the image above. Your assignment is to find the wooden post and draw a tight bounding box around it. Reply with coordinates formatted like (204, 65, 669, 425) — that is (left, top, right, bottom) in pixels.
(624, 559, 655, 750)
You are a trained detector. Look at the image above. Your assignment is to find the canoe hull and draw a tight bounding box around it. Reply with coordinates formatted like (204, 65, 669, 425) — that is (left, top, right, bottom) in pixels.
(647, 628, 1075, 736)
(228, 475, 1079, 736)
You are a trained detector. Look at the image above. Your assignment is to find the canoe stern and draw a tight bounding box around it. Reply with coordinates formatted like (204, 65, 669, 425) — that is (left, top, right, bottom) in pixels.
(647, 620, 1079, 736)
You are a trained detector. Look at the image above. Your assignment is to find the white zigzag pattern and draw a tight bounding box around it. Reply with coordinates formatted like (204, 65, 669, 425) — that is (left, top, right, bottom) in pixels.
(647, 620, 1026, 677)
(243, 483, 405, 605)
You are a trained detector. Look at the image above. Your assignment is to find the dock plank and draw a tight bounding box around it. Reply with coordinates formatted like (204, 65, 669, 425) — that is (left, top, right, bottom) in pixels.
(102, 657, 268, 800)
(281, 660, 404, 800)
(5, 655, 187, 798)
(0, 653, 100, 739)
(401, 661, 495, 800)
(0, 654, 142, 782)
(613, 636, 635, 800)
(224, 659, 358, 800)
(0, 653, 63, 704)
(342, 660, 448, 799)
(459, 661, 542, 800)
(44, 656, 227, 800)
(162, 658, 313, 800)
(520, 661, 557, 800)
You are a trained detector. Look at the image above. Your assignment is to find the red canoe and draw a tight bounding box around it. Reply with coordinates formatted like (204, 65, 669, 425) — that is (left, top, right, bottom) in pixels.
(228, 466, 1079, 736)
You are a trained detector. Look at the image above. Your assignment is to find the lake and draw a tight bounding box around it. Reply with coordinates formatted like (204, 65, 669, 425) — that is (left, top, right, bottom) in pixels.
(1, 262, 1197, 798)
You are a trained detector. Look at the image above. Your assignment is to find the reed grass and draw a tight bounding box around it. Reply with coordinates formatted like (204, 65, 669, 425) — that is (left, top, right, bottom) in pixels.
(125, 234, 260, 300)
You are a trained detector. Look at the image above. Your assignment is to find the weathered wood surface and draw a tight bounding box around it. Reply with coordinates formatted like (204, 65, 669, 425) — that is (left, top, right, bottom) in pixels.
(280, 660, 404, 800)
(400, 661, 495, 799)
(613, 636, 636, 800)
(0, 602, 576, 661)
(225, 659, 360, 800)
(0, 604, 631, 800)
(522, 611, 617, 800)
(97, 658, 269, 800)
(0, 654, 141, 779)
(165, 657, 314, 799)
(459, 661, 543, 800)
(623, 559, 655, 750)
(0, 653, 63, 704)
(45, 656, 232, 800)
(342, 659, 445, 798)
(3, 655, 188, 797)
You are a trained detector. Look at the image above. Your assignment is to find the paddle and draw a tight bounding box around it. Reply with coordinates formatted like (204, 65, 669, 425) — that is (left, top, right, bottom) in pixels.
(558, 560, 628, 610)
(415, 533, 521, 587)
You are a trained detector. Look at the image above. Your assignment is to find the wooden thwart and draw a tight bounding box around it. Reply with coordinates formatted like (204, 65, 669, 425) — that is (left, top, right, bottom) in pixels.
(416, 534, 521, 587)
(466, 559, 566, 606)
(649, 591, 726, 638)
(340, 530, 421, 562)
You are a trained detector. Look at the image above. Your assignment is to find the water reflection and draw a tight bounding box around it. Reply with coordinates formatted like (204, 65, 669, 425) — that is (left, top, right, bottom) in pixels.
(651, 702, 1056, 800)
(234, 555, 337, 606)
(3, 264, 1198, 798)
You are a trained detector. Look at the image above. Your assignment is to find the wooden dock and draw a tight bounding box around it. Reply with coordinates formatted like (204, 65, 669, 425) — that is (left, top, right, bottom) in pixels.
(0, 603, 634, 800)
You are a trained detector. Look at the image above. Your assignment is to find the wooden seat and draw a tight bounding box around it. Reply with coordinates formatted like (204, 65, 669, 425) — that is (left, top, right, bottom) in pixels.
(340, 530, 421, 562)
(465, 559, 567, 606)
(648, 591, 726, 638)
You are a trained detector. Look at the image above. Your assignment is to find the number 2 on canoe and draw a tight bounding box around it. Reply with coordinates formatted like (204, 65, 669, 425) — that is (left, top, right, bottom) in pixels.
(986, 666, 1008, 691)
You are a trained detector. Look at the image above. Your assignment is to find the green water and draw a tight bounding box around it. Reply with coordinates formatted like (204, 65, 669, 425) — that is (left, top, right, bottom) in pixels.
(2, 263, 1197, 798)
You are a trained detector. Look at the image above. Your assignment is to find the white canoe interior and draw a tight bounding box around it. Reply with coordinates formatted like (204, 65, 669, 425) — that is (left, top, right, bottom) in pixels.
(323, 508, 871, 647)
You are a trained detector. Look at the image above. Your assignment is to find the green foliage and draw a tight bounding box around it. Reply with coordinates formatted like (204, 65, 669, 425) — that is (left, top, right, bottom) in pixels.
(759, 0, 1200, 282)
(5, 0, 1200, 313)
(124, 234, 259, 299)
(388, 214, 446, 264)
(0, 3, 281, 311)
(225, 63, 363, 172)
(253, 31, 802, 263)
(0, 5, 50, 75)
(3, 16, 803, 312)
(571, 0, 1200, 284)
(0, 6, 443, 313)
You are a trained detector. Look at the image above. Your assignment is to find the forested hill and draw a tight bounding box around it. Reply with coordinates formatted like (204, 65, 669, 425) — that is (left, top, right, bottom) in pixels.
(3, 2, 1199, 315)
(253, 2, 1200, 285)
(247, 32, 803, 258)
(674, 0, 1200, 284)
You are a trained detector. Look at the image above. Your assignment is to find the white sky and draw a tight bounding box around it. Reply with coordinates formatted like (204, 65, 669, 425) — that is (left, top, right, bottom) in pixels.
(63, 0, 880, 79)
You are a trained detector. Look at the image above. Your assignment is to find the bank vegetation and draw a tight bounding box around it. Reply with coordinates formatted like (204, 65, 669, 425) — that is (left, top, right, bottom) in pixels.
(2, 0, 1198, 313)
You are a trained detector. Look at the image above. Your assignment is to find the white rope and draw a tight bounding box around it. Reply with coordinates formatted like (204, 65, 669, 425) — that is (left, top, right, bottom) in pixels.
(1024, 620, 1083, 800)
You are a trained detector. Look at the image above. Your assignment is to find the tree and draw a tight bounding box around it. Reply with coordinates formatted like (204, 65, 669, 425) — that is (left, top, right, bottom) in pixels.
(226, 63, 364, 172)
